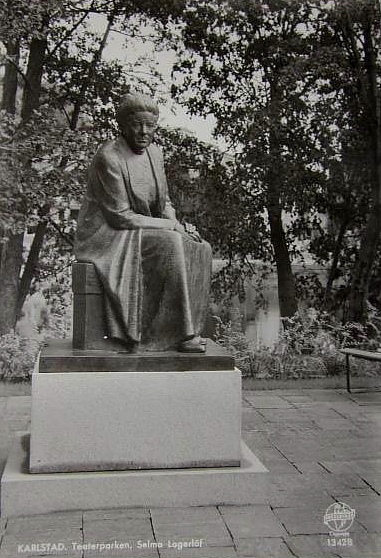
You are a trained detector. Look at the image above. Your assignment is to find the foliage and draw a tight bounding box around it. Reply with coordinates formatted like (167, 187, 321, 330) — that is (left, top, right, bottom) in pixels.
(164, 0, 337, 315)
(213, 315, 254, 376)
(0, 0, 64, 42)
(37, 235, 74, 339)
(0, 108, 94, 234)
(0, 332, 41, 381)
(163, 0, 381, 319)
(157, 126, 274, 300)
(214, 306, 381, 379)
(276, 308, 381, 377)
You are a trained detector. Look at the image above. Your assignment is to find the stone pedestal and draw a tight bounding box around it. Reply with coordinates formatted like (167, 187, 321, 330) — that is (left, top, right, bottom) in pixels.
(29, 341, 241, 473)
(1, 339, 268, 517)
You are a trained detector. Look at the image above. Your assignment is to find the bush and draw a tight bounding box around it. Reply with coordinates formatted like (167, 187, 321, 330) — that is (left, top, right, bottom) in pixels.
(278, 309, 381, 377)
(213, 316, 254, 376)
(0, 333, 42, 382)
(214, 307, 381, 379)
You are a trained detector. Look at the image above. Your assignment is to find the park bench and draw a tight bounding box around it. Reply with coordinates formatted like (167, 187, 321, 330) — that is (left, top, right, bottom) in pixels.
(340, 347, 381, 393)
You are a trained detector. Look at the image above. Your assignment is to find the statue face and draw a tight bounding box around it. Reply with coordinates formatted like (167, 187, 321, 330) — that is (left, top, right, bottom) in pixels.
(121, 111, 158, 153)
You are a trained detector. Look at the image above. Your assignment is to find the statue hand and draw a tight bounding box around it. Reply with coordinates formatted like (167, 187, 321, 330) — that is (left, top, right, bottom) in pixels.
(172, 221, 202, 242)
(187, 231, 202, 242)
(173, 221, 186, 234)
(183, 222, 202, 242)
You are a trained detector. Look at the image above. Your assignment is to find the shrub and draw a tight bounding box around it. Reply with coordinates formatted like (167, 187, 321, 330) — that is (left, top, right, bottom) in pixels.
(213, 316, 254, 376)
(278, 309, 381, 377)
(0, 333, 42, 382)
(214, 307, 381, 379)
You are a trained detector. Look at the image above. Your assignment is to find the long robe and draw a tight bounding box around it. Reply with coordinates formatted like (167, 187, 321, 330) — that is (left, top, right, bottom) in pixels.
(74, 136, 212, 350)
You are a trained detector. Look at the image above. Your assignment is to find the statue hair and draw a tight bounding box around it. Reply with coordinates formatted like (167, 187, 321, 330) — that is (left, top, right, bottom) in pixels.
(115, 93, 159, 126)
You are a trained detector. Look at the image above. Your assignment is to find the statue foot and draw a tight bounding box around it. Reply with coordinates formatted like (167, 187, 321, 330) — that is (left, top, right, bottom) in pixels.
(178, 337, 206, 353)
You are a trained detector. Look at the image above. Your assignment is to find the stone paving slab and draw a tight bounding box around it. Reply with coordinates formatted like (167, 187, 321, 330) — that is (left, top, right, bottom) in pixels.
(83, 507, 151, 521)
(348, 392, 381, 404)
(335, 532, 381, 557)
(268, 488, 335, 510)
(219, 505, 287, 538)
(300, 405, 338, 418)
(153, 523, 233, 547)
(271, 423, 320, 436)
(241, 431, 273, 448)
(243, 394, 294, 408)
(314, 418, 361, 431)
(235, 536, 294, 558)
(150, 506, 222, 524)
(320, 458, 381, 475)
(292, 461, 328, 473)
(303, 390, 350, 402)
(285, 534, 342, 557)
(241, 409, 269, 431)
(83, 519, 154, 541)
(258, 459, 299, 474)
(297, 472, 368, 493)
(280, 394, 313, 403)
(255, 408, 310, 421)
(6, 512, 83, 534)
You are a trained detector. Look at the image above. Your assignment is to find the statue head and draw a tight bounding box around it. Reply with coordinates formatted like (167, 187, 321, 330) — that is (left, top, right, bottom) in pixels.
(116, 92, 159, 154)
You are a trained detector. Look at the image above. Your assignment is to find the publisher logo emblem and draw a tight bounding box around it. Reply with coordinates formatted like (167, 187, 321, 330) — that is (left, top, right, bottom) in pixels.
(324, 502, 355, 534)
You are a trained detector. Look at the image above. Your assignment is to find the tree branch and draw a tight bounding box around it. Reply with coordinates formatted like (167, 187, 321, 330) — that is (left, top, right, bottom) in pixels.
(2, 55, 28, 84)
(69, 12, 115, 130)
(46, 3, 95, 61)
(48, 218, 74, 247)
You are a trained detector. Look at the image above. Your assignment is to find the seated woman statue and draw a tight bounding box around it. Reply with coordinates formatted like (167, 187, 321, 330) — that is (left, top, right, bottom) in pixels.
(74, 92, 212, 353)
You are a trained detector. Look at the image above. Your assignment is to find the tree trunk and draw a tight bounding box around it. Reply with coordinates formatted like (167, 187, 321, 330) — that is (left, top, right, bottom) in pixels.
(1, 39, 20, 113)
(16, 219, 49, 319)
(0, 29, 48, 333)
(0, 233, 24, 335)
(21, 36, 48, 122)
(347, 10, 381, 322)
(347, 206, 381, 321)
(267, 80, 297, 318)
(0, 37, 23, 334)
(267, 205, 298, 318)
(324, 215, 349, 306)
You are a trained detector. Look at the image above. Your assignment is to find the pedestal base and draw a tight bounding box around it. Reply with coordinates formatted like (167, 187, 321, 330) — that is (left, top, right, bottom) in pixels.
(1, 434, 268, 517)
(30, 352, 241, 472)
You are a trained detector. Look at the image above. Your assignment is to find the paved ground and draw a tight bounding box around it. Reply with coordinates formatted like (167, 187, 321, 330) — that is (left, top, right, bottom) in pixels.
(0, 388, 380, 558)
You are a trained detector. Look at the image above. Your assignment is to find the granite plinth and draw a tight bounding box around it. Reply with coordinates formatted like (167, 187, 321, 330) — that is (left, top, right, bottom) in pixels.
(40, 339, 235, 372)
(30, 343, 241, 472)
(2, 434, 268, 517)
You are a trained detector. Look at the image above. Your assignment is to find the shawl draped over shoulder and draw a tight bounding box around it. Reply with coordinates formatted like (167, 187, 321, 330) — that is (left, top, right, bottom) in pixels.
(74, 136, 212, 350)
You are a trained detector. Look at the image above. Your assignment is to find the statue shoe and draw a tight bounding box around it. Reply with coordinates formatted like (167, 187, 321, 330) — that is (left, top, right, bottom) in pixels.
(194, 336, 207, 345)
(178, 337, 206, 353)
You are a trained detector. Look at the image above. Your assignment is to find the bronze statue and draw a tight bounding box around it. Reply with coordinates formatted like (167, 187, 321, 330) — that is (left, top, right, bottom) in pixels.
(74, 93, 212, 352)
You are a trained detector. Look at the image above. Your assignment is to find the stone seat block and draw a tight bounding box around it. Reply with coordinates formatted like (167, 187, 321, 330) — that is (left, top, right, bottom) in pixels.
(72, 261, 125, 351)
